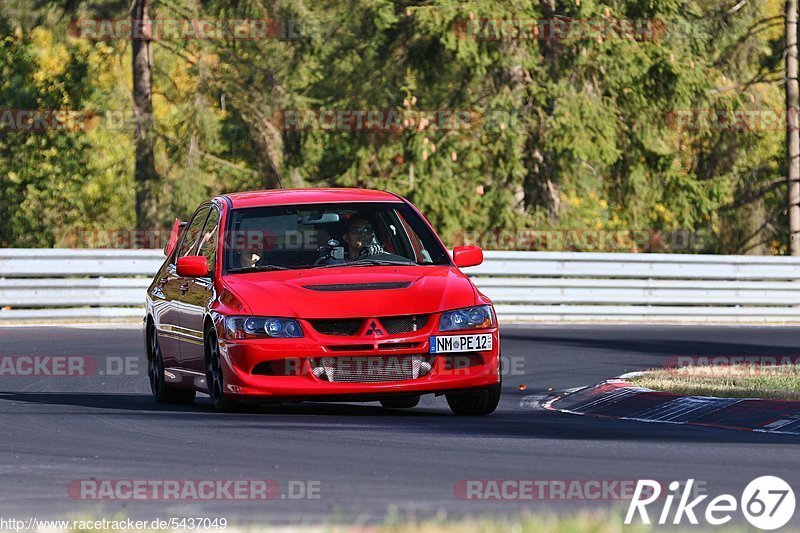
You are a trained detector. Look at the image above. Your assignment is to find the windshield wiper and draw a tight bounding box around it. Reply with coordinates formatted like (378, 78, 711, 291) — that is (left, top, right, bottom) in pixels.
(227, 264, 291, 273)
(316, 258, 415, 268)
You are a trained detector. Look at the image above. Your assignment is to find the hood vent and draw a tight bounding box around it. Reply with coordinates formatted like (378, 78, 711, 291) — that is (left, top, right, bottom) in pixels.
(302, 281, 411, 292)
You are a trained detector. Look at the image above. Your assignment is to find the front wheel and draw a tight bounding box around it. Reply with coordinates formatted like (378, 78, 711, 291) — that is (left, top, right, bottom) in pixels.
(147, 326, 195, 404)
(205, 325, 240, 412)
(445, 382, 501, 416)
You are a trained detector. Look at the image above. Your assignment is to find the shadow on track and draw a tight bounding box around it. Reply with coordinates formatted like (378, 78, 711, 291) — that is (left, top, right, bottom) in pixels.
(0, 391, 438, 416)
(502, 330, 800, 358)
(2, 391, 799, 446)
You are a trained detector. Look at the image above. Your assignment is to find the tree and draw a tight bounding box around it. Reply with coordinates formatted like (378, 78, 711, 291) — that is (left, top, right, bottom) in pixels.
(786, 0, 800, 255)
(132, 0, 158, 237)
(0, 0, 794, 254)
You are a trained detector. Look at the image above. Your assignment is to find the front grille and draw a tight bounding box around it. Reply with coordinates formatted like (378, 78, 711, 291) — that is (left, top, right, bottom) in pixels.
(309, 319, 363, 336)
(310, 355, 433, 383)
(309, 315, 429, 336)
(379, 315, 429, 334)
(327, 344, 372, 352)
(378, 342, 421, 351)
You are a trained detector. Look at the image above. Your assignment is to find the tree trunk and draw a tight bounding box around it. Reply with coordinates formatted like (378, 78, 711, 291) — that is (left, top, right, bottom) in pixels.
(132, 0, 158, 241)
(787, 0, 800, 255)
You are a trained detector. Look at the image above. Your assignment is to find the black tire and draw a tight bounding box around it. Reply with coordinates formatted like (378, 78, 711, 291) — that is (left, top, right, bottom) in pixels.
(380, 395, 421, 409)
(446, 382, 501, 416)
(147, 325, 196, 404)
(205, 325, 240, 412)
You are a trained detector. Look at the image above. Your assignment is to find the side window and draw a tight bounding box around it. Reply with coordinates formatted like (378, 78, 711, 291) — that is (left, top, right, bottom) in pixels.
(376, 211, 403, 256)
(394, 210, 433, 263)
(197, 207, 221, 272)
(177, 206, 210, 258)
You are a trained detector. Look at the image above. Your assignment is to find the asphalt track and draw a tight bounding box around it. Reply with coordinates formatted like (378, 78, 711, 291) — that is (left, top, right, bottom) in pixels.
(0, 325, 799, 526)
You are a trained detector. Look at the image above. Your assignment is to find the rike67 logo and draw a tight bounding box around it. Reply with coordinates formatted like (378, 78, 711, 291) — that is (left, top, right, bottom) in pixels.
(625, 477, 796, 530)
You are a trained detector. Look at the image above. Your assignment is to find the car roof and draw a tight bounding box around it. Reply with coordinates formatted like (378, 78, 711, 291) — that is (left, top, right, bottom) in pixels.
(220, 188, 403, 209)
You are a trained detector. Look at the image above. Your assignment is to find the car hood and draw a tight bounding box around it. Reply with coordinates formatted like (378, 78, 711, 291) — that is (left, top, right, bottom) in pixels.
(222, 265, 478, 318)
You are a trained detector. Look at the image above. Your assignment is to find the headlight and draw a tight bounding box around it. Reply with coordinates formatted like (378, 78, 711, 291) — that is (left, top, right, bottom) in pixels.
(438, 305, 495, 332)
(225, 316, 304, 339)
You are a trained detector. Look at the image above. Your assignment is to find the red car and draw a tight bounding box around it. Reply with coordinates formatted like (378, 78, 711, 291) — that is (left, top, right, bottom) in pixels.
(144, 188, 501, 415)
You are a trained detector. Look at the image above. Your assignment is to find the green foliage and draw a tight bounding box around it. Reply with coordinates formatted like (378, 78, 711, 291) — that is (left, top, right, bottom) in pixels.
(0, 0, 791, 253)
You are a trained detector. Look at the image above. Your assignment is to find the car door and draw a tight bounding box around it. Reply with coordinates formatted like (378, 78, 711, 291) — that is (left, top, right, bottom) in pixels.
(172, 205, 211, 365)
(178, 204, 221, 373)
(151, 259, 183, 369)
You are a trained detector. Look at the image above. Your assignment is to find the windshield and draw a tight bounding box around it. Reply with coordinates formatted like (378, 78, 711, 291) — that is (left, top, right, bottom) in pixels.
(223, 202, 451, 272)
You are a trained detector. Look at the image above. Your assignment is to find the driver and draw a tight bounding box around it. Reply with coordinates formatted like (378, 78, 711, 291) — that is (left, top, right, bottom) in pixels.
(342, 216, 388, 260)
(237, 246, 261, 269)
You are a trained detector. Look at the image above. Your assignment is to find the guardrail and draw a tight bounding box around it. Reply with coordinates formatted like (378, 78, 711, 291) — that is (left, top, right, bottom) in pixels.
(469, 252, 800, 323)
(1, 249, 800, 323)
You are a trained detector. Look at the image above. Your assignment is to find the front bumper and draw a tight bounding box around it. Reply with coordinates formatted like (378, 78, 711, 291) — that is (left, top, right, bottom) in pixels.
(217, 323, 500, 400)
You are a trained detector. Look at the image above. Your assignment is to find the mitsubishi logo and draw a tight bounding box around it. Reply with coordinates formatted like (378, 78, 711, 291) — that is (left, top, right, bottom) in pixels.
(365, 320, 383, 336)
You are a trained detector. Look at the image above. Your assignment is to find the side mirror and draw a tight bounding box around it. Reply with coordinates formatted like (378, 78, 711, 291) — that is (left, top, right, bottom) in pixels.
(177, 255, 209, 277)
(453, 245, 483, 268)
(164, 218, 186, 256)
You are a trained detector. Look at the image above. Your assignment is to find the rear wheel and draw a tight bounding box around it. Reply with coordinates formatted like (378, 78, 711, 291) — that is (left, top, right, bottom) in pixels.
(380, 395, 420, 409)
(446, 382, 501, 416)
(147, 325, 195, 404)
(205, 325, 240, 412)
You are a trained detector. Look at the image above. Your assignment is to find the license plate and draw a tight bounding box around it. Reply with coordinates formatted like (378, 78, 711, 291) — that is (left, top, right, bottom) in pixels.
(429, 334, 492, 354)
